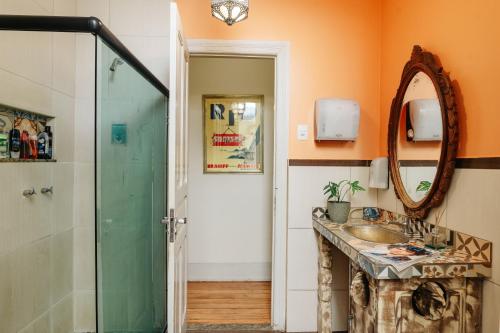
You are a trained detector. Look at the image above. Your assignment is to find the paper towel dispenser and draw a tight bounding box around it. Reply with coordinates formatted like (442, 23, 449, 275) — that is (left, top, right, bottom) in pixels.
(315, 98, 360, 141)
(408, 98, 442, 141)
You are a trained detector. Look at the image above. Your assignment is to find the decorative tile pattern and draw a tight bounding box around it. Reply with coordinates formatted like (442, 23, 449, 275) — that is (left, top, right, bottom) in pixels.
(455, 232, 492, 265)
(421, 265, 445, 278)
(312, 207, 329, 219)
(312, 208, 492, 280)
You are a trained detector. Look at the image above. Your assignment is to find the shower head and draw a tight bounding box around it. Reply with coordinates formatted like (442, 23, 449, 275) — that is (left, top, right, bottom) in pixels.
(110, 58, 124, 72)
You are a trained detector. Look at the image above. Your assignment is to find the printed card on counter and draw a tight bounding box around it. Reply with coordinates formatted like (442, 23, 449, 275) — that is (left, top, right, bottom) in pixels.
(360, 243, 438, 271)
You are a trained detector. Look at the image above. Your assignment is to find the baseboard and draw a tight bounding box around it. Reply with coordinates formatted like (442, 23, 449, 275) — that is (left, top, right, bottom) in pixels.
(188, 262, 272, 281)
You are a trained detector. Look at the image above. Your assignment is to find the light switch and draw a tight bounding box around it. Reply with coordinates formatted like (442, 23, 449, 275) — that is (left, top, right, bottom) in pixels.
(297, 124, 308, 140)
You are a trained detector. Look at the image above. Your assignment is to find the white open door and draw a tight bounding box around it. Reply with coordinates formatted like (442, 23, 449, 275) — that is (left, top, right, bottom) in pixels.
(166, 3, 189, 333)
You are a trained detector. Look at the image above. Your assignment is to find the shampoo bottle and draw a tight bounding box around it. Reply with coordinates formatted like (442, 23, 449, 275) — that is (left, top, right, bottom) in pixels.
(9, 129, 20, 159)
(20, 130, 29, 159)
(29, 134, 38, 159)
(45, 126, 53, 159)
(37, 129, 48, 159)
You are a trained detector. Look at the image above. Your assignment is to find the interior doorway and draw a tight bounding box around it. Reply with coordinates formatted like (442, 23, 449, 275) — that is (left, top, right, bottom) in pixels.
(186, 55, 275, 329)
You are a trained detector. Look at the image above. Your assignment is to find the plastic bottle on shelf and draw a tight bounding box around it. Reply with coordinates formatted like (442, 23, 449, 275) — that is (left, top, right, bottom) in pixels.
(38, 129, 49, 159)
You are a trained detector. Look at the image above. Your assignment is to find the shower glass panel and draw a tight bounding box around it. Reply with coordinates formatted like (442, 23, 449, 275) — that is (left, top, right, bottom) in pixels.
(96, 37, 167, 332)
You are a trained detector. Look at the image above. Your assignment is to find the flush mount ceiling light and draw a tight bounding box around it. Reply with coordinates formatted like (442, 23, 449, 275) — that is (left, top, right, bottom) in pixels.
(211, 0, 249, 26)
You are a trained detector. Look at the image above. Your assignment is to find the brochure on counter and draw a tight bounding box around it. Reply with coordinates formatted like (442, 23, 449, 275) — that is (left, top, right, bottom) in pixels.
(360, 243, 438, 271)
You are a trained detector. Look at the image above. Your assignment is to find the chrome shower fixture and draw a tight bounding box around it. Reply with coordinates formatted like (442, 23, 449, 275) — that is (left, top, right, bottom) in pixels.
(110, 58, 124, 72)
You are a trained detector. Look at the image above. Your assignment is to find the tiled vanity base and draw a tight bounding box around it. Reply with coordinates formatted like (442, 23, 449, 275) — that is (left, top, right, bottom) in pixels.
(313, 208, 491, 333)
(349, 261, 482, 333)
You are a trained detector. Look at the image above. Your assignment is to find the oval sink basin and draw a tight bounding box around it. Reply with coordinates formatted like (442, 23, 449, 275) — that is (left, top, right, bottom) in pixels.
(342, 225, 409, 244)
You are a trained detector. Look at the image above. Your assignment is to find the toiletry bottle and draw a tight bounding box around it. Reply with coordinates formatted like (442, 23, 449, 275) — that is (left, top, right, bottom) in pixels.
(29, 134, 38, 159)
(0, 129, 8, 159)
(45, 126, 53, 159)
(37, 129, 48, 159)
(9, 129, 20, 159)
(20, 130, 30, 159)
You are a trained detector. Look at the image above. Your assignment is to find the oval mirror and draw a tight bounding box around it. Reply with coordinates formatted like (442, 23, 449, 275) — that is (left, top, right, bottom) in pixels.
(388, 46, 459, 218)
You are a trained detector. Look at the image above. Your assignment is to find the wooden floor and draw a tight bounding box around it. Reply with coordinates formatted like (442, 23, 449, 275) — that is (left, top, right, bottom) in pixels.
(187, 281, 271, 325)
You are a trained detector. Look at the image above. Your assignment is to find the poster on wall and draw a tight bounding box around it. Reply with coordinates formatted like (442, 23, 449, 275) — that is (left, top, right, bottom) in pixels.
(203, 95, 264, 174)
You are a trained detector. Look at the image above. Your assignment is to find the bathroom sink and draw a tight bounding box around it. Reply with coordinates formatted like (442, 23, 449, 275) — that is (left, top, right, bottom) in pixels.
(342, 225, 409, 244)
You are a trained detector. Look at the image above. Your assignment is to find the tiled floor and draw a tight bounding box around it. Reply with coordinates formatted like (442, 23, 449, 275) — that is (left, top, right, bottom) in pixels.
(187, 281, 271, 325)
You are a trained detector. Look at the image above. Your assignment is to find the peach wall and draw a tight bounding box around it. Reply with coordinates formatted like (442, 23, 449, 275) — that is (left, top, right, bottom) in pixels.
(177, 0, 382, 160)
(380, 0, 500, 158)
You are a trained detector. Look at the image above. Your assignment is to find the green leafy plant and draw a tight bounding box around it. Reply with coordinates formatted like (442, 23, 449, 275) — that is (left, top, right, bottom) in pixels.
(416, 180, 432, 193)
(323, 180, 366, 203)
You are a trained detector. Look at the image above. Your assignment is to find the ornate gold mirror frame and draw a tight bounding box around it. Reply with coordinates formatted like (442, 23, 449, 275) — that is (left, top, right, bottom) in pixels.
(388, 45, 459, 219)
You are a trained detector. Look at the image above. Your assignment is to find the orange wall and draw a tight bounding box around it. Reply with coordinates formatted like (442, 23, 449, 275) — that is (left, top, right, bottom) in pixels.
(380, 0, 500, 158)
(177, 0, 382, 160)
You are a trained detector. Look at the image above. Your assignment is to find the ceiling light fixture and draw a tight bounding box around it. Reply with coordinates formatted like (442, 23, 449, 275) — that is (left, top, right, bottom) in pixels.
(211, 0, 249, 26)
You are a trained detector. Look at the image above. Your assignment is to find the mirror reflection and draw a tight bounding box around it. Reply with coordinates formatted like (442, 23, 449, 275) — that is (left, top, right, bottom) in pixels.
(397, 71, 442, 202)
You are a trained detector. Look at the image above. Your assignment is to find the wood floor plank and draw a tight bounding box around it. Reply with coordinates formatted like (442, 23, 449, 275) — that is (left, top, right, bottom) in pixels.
(187, 281, 271, 325)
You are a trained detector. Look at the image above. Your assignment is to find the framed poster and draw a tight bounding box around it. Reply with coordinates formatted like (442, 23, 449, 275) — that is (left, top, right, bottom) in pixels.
(203, 95, 264, 174)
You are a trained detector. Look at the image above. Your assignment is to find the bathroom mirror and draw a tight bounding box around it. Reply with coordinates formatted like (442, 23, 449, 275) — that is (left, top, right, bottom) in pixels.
(388, 46, 458, 218)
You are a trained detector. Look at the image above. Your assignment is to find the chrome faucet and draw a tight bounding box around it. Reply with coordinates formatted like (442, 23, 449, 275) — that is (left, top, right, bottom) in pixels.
(386, 216, 412, 234)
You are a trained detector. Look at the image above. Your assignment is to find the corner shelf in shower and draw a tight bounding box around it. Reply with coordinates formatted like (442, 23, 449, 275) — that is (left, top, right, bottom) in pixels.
(0, 158, 57, 163)
(0, 103, 55, 162)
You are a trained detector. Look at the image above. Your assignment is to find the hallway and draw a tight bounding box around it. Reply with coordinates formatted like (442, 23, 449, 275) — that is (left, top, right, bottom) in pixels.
(187, 282, 271, 326)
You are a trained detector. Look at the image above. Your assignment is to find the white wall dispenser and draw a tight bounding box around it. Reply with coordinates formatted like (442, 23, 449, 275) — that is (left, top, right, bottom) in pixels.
(315, 98, 360, 141)
(409, 98, 442, 141)
(369, 157, 389, 189)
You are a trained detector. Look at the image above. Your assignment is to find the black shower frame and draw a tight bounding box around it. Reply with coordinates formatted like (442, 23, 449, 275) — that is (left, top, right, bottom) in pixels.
(0, 15, 170, 333)
(0, 15, 169, 97)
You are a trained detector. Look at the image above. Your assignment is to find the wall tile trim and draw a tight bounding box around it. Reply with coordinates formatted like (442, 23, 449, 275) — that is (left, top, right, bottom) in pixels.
(288, 159, 371, 167)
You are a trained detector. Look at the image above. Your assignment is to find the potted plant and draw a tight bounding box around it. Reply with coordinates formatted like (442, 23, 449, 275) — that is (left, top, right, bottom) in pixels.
(323, 180, 366, 223)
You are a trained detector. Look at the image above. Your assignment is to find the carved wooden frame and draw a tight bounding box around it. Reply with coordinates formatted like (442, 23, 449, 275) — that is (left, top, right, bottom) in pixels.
(388, 45, 459, 219)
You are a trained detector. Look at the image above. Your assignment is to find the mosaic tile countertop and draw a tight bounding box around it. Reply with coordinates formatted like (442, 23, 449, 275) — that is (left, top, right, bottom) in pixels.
(313, 215, 492, 280)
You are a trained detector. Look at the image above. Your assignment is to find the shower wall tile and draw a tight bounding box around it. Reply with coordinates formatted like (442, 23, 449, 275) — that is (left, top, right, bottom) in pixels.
(53, 0, 76, 16)
(74, 226, 95, 291)
(51, 293, 74, 333)
(18, 311, 51, 333)
(32, 0, 53, 13)
(0, 30, 52, 87)
(52, 91, 76, 162)
(74, 163, 94, 229)
(74, 290, 96, 332)
(0, 253, 15, 333)
(13, 238, 51, 331)
(50, 230, 73, 304)
(0, 0, 46, 14)
(75, 34, 96, 101)
(0, 164, 21, 257)
(109, 0, 143, 35)
(18, 163, 53, 245)
(52, 163, 75, 233)
(74, 99, 95, 164)
(109, 0, 170, 37)
(77, 0, 110, 25)
(0, 69, 52, 115)
(52, 32, 76, 97)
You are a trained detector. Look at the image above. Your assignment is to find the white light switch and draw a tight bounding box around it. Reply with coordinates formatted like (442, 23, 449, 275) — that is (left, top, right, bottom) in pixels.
(297, 124, 308, 140)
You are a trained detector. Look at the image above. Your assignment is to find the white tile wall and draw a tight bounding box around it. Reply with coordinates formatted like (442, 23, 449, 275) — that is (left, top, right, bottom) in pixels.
(286, 290, 318, 332)
(287, 229, 318, 291)
(287, 165, 374, 332)
(0, 1, 77, 332)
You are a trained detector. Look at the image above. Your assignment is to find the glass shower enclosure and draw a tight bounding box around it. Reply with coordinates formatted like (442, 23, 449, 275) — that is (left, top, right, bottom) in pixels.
(0, 15, 169, 333)
(96, 39, 167, 332)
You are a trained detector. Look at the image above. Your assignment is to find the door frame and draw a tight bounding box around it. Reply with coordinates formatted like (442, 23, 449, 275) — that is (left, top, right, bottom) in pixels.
(187, 39, 290, 331)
